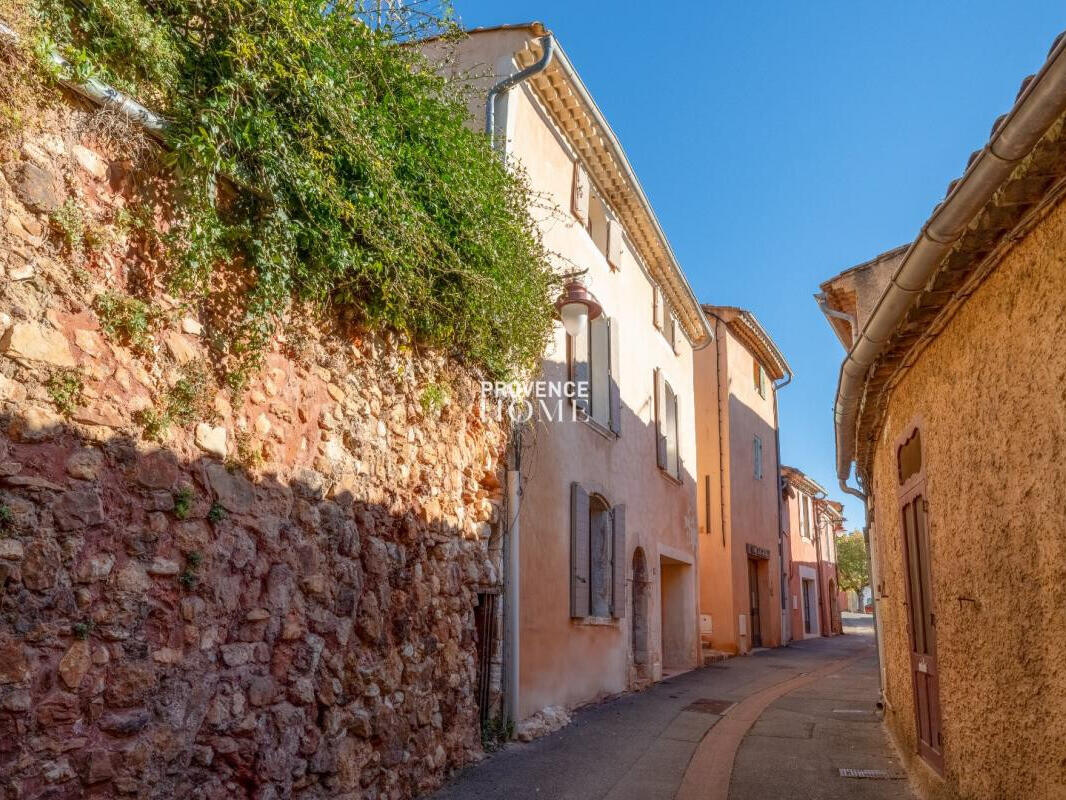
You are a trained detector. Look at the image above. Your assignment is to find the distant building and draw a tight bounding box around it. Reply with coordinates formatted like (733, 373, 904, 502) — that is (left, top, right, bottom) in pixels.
(694, 307, 791, 655)
(781, 467, 843, 639)
(818, 31, 1066, 798)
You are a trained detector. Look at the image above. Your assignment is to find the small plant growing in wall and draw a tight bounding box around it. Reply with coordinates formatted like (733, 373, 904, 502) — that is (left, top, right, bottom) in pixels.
(481, 716, 514, 753)
(51, 198, 87, 253)
(93, 290, 164, 356)
(178, 551, 202, 588)
(229, 431, 264, 472)
(0, 504, 13, 534)
(173, 486, 194, 520)
(207, 502, 225, 523)
(46, 368, 84, 418)
(72, 620, 95, 640)
(419, 382, 449, 416)
(135, 360, 214, 441)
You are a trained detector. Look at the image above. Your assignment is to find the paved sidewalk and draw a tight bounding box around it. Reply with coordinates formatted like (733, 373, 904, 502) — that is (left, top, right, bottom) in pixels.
(429, 615, 911, 800)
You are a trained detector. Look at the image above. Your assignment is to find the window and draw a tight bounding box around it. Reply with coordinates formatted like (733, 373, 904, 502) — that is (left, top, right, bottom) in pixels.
(570, 483, 626, 619)
(664, 311, 677, 352)
(588, 192, 609, 256)
(571, 163, 590, 225)
(568, 315, 621, 434)
(653, 286, 680, 354)
(753, 360, 766, 398)
(753, 435, 763, 479)
(655, 369, 681, 480)
(801, 493, 812, 540)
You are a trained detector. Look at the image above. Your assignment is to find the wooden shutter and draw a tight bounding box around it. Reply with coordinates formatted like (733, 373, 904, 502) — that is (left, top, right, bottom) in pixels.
(609, 504, 626, 618)
(672, 387, 681, 477)
(608, 318, 621, 435)
(570, 482, 590, 618)
(672, 315, 682, 355)
(654, 369, 666, 469)
(572, 163, 590, 225)
(653, 287, 664, 331)
(606, 219, 624, 270)
(569, 325, 590, 416)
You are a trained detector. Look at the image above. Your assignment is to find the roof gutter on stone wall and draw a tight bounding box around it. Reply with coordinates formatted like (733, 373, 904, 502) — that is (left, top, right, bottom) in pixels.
(834, 30, 1066, 491)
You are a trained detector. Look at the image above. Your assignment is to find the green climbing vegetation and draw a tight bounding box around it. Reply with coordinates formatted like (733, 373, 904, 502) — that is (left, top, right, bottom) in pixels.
(29, 0, 556, 382)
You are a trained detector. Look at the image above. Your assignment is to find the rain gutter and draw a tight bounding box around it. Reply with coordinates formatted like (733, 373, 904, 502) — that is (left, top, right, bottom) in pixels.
(0, 20, 166, 138)
(545, 38, 714, 349)
(834, 30, 1066, 491)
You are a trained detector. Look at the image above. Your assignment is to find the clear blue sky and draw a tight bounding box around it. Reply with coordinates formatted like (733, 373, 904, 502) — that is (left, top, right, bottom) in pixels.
(452, 1, 1066, 528)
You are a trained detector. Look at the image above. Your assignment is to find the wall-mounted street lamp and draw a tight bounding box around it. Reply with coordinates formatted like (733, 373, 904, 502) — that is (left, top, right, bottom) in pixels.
(554, 278, 602, 338)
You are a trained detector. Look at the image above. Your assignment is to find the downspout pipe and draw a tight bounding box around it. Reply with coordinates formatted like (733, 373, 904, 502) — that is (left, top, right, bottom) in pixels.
(771, 371, 791, 641)
(484, 37, 553, 729)
(485, 34, 554, 150)
(834, 30, 1066, 488)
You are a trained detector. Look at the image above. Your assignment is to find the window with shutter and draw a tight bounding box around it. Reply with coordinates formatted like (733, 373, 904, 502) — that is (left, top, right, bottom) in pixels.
(753, 435, 763, 479)
(590, 316, 610, 427)
(589, 495, 612, 617)
(653, 287, 664, 331)
(654, 368, 667, 469)
(568, 315, 619, 435)
(570, 483, 590, 618)
(569, 322, 591, 417)
(609, 505, 626, 618)
(608, 318, 621, 435)
(606, 219, 624, 270)
(571, 163, 590, 225)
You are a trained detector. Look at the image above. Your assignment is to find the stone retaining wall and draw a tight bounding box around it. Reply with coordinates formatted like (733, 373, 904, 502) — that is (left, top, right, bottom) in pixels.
(0, 87, 506, 799)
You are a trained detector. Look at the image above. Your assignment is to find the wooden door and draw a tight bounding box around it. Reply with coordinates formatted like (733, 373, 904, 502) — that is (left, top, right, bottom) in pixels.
(802, 579, 813, 634)
(748, 558, 762, 647)
(899, 481, 943, 772)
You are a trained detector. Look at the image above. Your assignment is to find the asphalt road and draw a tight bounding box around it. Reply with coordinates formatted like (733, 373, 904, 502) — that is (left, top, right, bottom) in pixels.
(430, 614, 916, 800)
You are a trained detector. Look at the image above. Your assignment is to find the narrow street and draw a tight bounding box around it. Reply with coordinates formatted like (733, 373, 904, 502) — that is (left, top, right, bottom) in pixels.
(432, 615, 914, 800)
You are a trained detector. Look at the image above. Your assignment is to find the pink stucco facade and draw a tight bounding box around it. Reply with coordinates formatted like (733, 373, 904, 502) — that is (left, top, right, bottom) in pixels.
(695, 309, 789, 655)
(428, 27, 705, 721)
(782, 467, 843, 640)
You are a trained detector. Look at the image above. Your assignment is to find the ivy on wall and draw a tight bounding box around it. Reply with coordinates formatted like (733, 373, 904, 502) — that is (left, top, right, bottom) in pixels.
(28, 0, 556, 382)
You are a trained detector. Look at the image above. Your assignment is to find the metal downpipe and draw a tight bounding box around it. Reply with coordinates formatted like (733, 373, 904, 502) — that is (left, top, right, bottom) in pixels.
(485, 34, 554, 151)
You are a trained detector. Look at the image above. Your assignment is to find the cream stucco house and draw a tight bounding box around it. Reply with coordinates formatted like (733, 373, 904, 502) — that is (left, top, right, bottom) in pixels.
(424, 23, 712, 726)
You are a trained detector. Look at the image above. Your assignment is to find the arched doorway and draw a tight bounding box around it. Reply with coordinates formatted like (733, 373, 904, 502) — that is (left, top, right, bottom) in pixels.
(631, 547, 649, 685)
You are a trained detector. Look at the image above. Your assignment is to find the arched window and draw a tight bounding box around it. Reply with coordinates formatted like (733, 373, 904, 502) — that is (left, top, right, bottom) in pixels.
(570, 483, 627, 619)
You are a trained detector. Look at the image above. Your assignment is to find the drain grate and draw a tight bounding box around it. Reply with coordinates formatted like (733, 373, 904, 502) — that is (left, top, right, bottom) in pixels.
(839, 768, 903, 780)
(684, 698, 735, 715)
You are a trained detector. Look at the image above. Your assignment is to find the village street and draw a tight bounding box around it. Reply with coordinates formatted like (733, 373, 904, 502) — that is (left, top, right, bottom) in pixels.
(432, 614, 914, 800)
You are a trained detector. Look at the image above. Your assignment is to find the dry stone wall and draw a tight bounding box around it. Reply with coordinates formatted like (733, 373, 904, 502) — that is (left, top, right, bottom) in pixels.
(0, 90, 507, 799)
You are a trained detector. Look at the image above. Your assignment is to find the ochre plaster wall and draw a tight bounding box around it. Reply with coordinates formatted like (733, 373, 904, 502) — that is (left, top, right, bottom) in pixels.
(869, 196, 1066, 800)
(695, 320, 782, 654)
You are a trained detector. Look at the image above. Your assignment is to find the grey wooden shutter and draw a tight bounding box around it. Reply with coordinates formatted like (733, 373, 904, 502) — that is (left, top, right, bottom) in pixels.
(570, 482, 590, 618)
(672, 388, 681, 478)
(608, 318, 621, 435)
(654, 369, 666, 469)
(609, 505, 626, 618)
